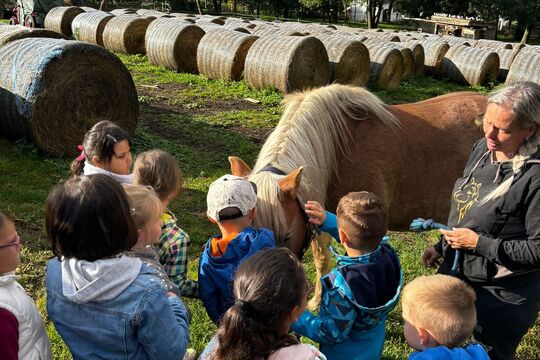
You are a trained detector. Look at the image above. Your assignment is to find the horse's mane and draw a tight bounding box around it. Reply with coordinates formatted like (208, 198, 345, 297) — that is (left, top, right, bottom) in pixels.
(250, 84, 399, 242)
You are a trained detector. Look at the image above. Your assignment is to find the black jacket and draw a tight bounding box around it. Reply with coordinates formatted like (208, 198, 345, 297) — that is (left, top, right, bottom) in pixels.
(436, 138, 540, 302)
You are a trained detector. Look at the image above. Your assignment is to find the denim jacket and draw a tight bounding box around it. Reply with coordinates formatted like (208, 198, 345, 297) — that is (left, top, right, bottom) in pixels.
(46, 257, 190, 359)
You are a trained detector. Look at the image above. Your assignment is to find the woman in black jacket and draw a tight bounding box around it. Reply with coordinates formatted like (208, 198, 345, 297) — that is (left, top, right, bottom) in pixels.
(423, 81, 540, 360)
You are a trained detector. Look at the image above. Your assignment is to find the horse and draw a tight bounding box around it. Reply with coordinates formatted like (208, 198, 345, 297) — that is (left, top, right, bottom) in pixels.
(228, 84, 487, 308)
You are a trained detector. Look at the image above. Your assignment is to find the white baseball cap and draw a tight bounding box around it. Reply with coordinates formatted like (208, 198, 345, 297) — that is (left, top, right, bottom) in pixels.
(207, 174, 258, 221)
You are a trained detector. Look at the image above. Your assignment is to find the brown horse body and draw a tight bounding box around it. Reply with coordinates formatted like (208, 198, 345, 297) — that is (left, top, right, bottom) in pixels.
(229, 85, 487, 308)
(326, 92, 487, 229)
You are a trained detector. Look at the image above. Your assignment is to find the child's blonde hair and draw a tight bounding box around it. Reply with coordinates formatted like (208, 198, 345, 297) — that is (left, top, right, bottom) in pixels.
(123, 185, 162, 229)
(402, 274, 477, 348)
(336, 191, 387, 250)
(133, 150, 182, 201)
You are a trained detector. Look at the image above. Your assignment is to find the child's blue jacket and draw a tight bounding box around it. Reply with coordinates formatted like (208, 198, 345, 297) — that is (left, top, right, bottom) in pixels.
(291, 212, 402, 360)
(409, 344, 489, 359)
(198, 227, 275, 324)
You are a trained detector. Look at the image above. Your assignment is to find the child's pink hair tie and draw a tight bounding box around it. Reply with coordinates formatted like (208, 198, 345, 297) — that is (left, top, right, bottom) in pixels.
(76, 145, 86, 161)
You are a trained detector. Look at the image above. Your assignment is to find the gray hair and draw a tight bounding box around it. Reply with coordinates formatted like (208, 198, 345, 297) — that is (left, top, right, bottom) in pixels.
(488, 81, 540, 129)
(482, 82, 540, 203)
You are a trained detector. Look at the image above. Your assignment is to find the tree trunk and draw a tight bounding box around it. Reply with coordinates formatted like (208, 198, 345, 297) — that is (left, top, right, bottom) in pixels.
(521, 25, 531, 44)
(196, 0, 202, 14)
(387, 0, 394, 22)
(99, 0, 107, 11)
(342, 0, 348, 21)
(233, 0, 236, 14)
(373, 0, 383, 27)
(367, 0, 373, 29)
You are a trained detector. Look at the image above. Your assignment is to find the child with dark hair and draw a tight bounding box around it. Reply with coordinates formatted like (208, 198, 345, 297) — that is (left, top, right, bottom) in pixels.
(71, 120, 133, 184)
(292, 191, 402, 360)
(133, 149, 198, 298)
(198, 174, 275, 324)
(0, 212, 51, 360)
(45, 174, 190, 359)
(200, 248, 326, 360)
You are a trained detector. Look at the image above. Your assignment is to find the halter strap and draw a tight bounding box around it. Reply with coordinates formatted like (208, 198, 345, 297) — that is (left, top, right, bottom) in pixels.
(257, 165, 286, 176)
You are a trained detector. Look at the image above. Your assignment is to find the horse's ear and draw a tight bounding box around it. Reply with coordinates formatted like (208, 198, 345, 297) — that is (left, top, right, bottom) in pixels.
(278, 167, 303, 199)
(229, 156, 252, 177)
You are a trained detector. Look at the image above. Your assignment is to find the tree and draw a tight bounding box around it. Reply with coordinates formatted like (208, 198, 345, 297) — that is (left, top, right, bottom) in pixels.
(393, 0, 439, 18)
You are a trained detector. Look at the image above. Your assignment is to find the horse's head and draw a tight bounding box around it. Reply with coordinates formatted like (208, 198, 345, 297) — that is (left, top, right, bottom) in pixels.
(229, 156, 314, 257)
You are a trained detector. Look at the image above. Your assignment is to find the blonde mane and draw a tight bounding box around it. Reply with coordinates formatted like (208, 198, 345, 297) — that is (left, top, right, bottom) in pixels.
(250, 84, 400, 242)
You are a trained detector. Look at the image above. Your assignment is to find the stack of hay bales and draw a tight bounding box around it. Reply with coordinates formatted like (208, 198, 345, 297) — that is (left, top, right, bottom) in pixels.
(44, 6, 85, 37)
(442, 36, 473, 47)
(197, 29, 258, 81)
(0, 38, 138, 156)
(145, 19, 204, 73)
(244, 36, 329, 93)
(103, 15, 152, 54)
(506, 52, 540, 85)
(0, 25, 67, 47)
(136, 9, 170, 17)
(316, 34, 370, 86)
(521, 45, 540, 54)
(402, 41, 425, 76)
(441, 45, 499, 86)
(110, 8, 137, 15)
(251, 27, 304, 37)
(407, 39, 449, 77)
(362, 32, 400, 42)
(361, 41, 403, 90)
(73, 11, 115, 46)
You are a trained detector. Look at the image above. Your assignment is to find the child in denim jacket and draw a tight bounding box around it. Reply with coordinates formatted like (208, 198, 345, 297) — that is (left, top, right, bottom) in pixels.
(291, 191, 402, 360)
(45, 175, 189, 359)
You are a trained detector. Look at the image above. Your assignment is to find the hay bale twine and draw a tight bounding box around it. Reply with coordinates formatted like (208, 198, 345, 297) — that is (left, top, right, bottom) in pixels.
(402, 41, 425, 76)
(317, 35, 369, 86)
(44, 6, 85, 36)
(474, 39, 512, 50)
(365, 46, 403, 89)
(0, 38, 138, 156)
(505, 52, 540, 85)
(197, 29, 258, 81)
(409, 39, 449, 77)
(486, 47, 521, 82)
(0, 26, 68, 46)
(441, 45, 499, 85)
(244, 36, 329, 93)
(103, 16, 152, 54)
(76, 11, 115, 46)
(145, 19, 204, 73)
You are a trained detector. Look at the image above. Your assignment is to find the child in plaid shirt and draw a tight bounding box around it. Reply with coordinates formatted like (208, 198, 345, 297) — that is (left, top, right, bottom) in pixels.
(133, 150, 198, 298)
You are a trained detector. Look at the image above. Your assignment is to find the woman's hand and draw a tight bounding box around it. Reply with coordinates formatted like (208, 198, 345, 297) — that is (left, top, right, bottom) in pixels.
(422, 245, 442, 268)
(305, 201, 326, 226)
(439, 227, 480, 250)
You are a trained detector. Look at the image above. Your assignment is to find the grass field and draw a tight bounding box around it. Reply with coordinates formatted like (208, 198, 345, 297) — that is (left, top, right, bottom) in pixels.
(1, 53, 538, 359)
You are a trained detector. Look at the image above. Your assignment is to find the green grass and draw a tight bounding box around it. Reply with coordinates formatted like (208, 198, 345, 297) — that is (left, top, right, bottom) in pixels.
(1, 55, 538, 359)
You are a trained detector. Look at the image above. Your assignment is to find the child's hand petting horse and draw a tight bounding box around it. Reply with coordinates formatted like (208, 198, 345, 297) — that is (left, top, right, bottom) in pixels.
(305, 201, 326, 225)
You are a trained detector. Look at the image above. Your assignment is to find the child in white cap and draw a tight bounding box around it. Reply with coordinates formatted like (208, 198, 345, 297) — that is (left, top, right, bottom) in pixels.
(198, 175, 275, 324)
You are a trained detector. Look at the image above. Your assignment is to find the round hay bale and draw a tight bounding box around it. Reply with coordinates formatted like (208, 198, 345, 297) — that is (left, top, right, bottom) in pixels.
(441, 45, 499, 86)
(505, 51, 540, 85)
(317, 35, 369, 86)
(402, 41, 425, 76)
(44, 6, 85, 36)
(365, 41, 414, 80)
(80, 6, 98, 12)
(110, 8, 137, 15)
(0, 38, 138, 156)
(196, 16, 225, 25)
(442, 36, 472, 47)
(0, 26, 68, 46)
(224, 19, 256, 29)
(485, 47, 521, 82)
(103, 16, 152, 54)
(363, 32, 400, 42)
(76, 11, 115, 46)
(366, 46, 403, 89)
(520, 45, 540, 54)
(244, 36, 329, 93)
(251, 27, 303, 37)
(474, 39, 512, 50)
(145, 19, 204, 73)
(197, 29, 258, 81)
(136, 9, 169, 17)
(195, 21, 223, 32)
(409, 39, 449, 77)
